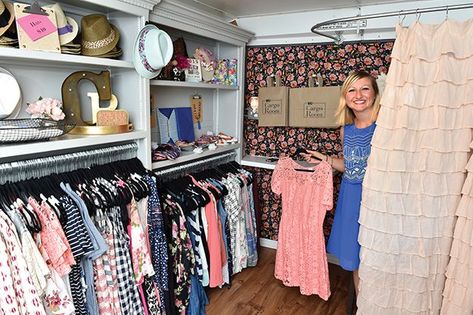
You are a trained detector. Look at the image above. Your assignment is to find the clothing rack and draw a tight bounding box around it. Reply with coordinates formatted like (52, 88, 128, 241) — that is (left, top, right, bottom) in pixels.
(311, 3, 473, 43)
(154, 151, 237, 182)
(0, 142, 138, 184)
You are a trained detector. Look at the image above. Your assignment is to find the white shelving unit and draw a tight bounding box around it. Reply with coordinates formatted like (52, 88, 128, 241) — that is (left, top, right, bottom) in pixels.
(0, 0, 158, 168)
(0, 0, 254, 172)
(241, 155, 278, 170)
(149, 0, 253, 170)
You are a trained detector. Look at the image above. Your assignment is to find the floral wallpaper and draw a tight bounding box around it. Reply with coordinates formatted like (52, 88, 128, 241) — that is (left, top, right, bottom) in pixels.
(244, 41, 394, 240)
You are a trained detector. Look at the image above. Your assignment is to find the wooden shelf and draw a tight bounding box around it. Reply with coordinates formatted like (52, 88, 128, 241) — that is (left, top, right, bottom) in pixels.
(152, 143, 241, 170)
(150, 79, 238, 90)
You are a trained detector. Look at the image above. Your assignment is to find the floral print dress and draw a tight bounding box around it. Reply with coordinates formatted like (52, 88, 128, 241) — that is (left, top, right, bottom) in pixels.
(0, 210, 46, 315)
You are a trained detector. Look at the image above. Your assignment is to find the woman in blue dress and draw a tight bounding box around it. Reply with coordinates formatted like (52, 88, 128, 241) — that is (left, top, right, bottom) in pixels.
(302, 70, 380, 294)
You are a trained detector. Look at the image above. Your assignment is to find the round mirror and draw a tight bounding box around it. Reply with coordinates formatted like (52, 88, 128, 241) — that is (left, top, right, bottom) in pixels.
(0, 67, 21, 120)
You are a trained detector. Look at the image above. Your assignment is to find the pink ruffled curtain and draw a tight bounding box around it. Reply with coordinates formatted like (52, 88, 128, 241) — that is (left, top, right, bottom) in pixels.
(357, 20, 473, 314)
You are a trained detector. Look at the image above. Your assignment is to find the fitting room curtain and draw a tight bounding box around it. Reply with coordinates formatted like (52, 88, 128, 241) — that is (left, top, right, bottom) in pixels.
(441, 141, 473, 314)
(357, 20, 473, 314)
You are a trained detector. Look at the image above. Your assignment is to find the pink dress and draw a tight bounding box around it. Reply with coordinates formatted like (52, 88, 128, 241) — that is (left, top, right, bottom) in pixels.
(271, 157, 333, 300)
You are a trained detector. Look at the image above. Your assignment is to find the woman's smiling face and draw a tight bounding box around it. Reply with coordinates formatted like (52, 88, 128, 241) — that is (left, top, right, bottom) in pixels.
(345, 77, 376, 115)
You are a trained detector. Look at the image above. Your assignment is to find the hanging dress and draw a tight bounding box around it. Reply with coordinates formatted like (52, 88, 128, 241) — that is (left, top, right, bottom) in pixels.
(327, 122, 376, 271)
(271, 157, 333, 300)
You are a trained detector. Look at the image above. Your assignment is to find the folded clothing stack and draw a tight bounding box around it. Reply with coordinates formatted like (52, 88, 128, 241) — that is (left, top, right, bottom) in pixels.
(195, 134, 219, 146)
(152, 143, 181, 161)
(217, 132, 238, 145)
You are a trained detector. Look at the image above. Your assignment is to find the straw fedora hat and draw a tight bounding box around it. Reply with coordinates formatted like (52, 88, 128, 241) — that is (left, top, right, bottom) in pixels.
(0, 1, 14, 37)
(46, 3, 78, 45)
(133, 24, 173, 79)
(81, 14, 119, 56)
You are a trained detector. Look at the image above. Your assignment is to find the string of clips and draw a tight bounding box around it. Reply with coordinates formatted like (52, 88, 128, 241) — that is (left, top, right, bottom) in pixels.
(154, 151, 237, 182)
(0, 142, 138, 184)
(311, 3, 473, 43)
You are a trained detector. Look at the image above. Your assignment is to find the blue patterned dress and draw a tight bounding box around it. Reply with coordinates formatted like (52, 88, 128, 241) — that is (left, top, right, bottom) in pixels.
(327, 122, 376, 271)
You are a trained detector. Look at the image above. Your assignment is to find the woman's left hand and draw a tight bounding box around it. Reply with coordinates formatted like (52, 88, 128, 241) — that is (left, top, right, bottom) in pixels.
(300, 153, 321, 164)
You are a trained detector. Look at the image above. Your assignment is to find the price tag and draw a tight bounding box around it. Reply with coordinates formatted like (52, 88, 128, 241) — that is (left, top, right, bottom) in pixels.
(191, 94, 202, 129)
(16, 13, 56, 41)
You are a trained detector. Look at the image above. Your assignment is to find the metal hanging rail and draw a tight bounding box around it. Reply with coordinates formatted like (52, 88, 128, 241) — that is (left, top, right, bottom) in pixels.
(311, 3, 473, 43)
(154, 151, 237, 182)
(0, 142, 138, 184)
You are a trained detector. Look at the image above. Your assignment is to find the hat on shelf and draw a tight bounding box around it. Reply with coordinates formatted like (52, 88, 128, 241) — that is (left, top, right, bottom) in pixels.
(81, 14, 119, 56)
(45, 3, 78, 45)
(133, 24, 173, 79)
(97, 46, 122, 58)
(0, 1, 14, 37)
(0, 26, 17, 47)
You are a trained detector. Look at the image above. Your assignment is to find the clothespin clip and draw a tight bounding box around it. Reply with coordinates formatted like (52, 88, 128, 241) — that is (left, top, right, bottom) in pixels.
(23, 1, 49, 16)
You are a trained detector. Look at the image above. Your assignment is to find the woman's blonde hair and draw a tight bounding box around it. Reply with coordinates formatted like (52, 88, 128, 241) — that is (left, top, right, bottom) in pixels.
(335, 70, 380, 126)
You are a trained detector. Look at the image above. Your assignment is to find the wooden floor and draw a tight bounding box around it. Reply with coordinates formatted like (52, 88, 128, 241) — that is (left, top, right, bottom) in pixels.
(206, 247, 353, 315)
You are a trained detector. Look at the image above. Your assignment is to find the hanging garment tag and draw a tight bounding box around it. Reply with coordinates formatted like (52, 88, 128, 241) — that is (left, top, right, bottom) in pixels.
(191, 94, 202, 130)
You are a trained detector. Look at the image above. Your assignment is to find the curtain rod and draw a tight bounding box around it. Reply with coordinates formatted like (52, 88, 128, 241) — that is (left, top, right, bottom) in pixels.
(311, 3, 473, 43)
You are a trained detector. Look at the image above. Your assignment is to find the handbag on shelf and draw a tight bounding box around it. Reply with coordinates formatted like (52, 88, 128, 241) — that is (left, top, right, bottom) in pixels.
(289, 74, 341, 128)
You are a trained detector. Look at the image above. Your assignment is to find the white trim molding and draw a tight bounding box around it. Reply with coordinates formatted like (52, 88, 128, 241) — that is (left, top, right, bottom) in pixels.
(119, 0, 161, 11)
(150, 0, 254, 46)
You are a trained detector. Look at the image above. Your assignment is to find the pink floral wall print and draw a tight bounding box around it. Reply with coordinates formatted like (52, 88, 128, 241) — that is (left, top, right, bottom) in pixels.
(243, 41, 394, 240)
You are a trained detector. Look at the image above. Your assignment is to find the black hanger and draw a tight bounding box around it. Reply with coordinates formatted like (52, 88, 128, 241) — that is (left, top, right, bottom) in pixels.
(0, 186, 11, 212)
(207, 176, 228, 196)
(294, 147, 308, 155)
(6, 182, 42, 233)
(17, 199, 42, 234)
(40, 176, 69, 227)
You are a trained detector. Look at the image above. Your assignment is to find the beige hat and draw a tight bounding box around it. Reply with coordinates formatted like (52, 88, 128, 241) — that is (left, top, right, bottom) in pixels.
(81, 14, 119, 56)
(97, 46, 122, 58)
(46, 3, 78, 45)
(0, 1, 14, 37)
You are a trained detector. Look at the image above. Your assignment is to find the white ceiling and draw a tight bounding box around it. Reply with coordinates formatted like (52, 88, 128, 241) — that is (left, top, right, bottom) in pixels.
(184, 0, 420, 18)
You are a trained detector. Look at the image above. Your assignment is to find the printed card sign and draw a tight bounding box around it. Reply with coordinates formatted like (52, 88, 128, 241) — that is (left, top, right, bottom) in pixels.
(304, 102, 326, 118)
(185, 58, 202, 83)
(264, 99, 282, 114)
(16, 14, 56, 41)
(14, 3, 61, 53)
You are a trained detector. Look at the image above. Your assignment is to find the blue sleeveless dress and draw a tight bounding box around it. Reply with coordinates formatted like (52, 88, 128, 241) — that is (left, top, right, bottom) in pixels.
(327, 123, 376, 271)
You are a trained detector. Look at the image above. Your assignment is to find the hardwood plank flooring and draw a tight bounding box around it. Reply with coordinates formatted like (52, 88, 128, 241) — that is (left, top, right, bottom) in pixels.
(206, 247, 353, 315)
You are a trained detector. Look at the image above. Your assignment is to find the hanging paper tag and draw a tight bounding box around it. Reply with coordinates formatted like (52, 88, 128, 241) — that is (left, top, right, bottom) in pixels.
(191, 95, 202, 130)
(17, 14, 56, 41)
